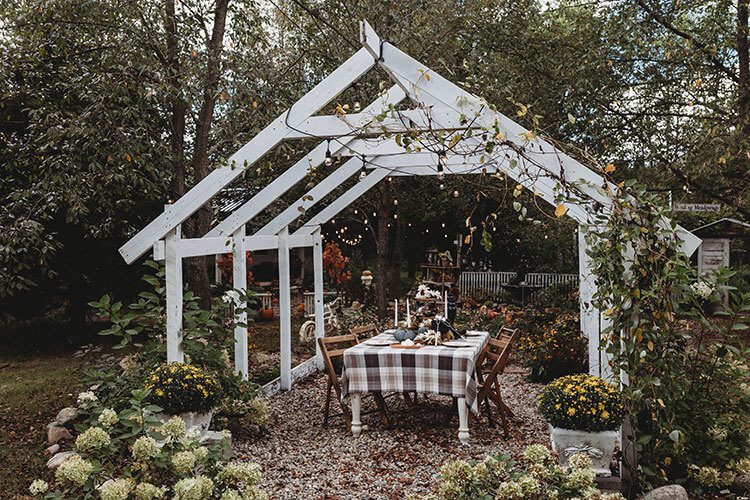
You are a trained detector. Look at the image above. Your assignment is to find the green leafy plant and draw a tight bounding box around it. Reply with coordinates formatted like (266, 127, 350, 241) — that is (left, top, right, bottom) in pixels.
(515, 309, 587, 382)
(539, 374, 623, 432)
(145, 363, 222, 414)
(429, 445, 623, 500)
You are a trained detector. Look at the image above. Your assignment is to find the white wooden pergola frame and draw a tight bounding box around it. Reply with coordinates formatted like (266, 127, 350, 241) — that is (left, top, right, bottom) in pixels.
(120, 21, 700, 393)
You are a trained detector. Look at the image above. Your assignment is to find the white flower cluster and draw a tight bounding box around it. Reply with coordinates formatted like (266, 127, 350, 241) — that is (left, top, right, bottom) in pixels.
(55, 454, 94, 487)
(415, 284, 441, 299)
(134, 482, 168, 500)
(161, 415, 187, 442)
(100, 478, 134, 500)
(736, 457, 750, 475)
(75, 426, 111, 453)
(523, 444, 552, 464)
(690, 279, 714, 299)
(98, 408, 119, 428)
(77, 391, 98, 407)
(28, 479, 49, 496)
(173, 475, 214, 500)
(708, 426, 728, 442)
(171, 450, 197, 475)
(222, 289, 241, 306)
(218, 461, 263, 487)
(568, 452, 593, 471)
(131, 435, 160, 461)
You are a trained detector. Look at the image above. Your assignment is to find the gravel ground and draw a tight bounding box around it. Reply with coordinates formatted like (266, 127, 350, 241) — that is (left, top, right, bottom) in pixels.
(234, 368, 547, 499)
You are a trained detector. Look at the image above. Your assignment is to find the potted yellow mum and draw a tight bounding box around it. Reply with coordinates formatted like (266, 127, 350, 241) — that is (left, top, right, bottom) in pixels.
(146, 363, 221, 435)
(539, 374, 623, 475)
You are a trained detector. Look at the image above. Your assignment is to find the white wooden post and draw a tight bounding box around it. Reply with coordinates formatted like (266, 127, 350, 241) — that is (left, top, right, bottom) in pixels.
(165, 221, 184, 363)
(278, 226, 292, 390)
(578, 225, 601, 377)
(313, 228, 325, 369)
(232, 226, 248, 379)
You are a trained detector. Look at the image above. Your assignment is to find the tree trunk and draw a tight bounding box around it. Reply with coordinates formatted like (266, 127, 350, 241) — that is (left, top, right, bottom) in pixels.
(738, 0, 750, 135)
(376, 182, 390, 318)
(184, 0, 230, 309)
(165, 0, 185, 201)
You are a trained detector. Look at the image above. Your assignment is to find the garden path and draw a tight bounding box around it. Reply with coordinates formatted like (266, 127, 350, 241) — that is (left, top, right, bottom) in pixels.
(234, 369, 546, 499)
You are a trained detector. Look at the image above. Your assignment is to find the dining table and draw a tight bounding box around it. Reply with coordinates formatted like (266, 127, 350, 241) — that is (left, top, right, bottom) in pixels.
(340, 330, 490, 444)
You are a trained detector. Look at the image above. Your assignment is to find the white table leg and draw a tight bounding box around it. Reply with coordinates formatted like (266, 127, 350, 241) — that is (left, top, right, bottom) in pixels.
(457, 397, 470, 445)
(351, 393, 362, 437)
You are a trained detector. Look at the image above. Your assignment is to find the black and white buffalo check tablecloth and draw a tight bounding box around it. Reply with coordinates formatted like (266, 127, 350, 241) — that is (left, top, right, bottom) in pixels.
(341, 331, 490, 414)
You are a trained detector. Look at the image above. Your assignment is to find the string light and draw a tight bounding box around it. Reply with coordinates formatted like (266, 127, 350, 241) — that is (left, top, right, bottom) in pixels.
(324, 140, 333, 166)
(453, 190, 459, 198)
(353, 101, 361, 112)
(439, 183, 445, 190)
(359, 155, 367, 181)
(393, 198, 398, 206)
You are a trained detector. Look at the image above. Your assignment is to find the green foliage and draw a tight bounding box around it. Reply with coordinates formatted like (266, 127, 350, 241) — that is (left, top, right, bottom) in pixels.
(514, 308, 587, 382)
(30, 389, 267, 499)
(539, 375, 623, 432)
(430, 445, 623, 500)
(145, 363, 222, 415)
(586, 180, 750, 491)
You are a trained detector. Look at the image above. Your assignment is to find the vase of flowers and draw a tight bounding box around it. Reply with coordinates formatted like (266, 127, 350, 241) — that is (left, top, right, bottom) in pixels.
(146, 362, 222, 435)
(539, 374, 623, 475)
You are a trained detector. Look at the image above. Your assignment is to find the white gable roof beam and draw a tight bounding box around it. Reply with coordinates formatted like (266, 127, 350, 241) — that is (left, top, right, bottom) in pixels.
(359, 21, 700, 256)
(119, 48, 377, 264)
(205, 85, 407, 239)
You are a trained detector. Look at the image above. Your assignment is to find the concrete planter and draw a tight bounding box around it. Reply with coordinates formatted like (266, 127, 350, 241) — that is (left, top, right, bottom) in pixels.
(157, 410, 214, 436)
(549, 425, 619, 475)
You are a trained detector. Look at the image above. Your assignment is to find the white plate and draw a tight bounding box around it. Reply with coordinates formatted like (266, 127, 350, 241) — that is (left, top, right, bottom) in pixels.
(365, 340, 393, 346)
(442, 341, 473, 348)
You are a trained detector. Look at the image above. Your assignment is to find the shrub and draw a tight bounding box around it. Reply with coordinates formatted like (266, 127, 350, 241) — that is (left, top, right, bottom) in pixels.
(29, 390, 268, 499)
(429, 445, 624, 500)
(539, 374, 623, 432)
(146, 363, 222, 414)
(516, 310, 587, 382)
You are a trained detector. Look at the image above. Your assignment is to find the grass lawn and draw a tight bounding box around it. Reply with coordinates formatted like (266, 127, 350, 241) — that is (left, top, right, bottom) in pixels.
(0, 353, 82, 497)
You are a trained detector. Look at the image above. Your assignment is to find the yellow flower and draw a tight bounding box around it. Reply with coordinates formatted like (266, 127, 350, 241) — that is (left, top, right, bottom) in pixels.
(568, 408, 576, 416)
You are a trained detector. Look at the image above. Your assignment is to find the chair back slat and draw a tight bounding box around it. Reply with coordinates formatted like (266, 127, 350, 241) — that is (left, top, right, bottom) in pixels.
(349, 324, 378, 339)
(477, 327, 518, 378)
(318, 334, 358, 381)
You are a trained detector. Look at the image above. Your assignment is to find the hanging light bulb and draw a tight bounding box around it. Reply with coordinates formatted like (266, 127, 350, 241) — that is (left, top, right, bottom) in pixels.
(354, 209, 358, 214)
(441, 222, 446, 228)
(439, 183, 445, 190)
(359, 155, 367, 181)
(393, 199, 398, 206)
(324, 140, 333, 166)
(393, 214, 398, 219)
(437, 150, 446, 180)
(453, 190, 459, 198)
(353, 101, 361, 112)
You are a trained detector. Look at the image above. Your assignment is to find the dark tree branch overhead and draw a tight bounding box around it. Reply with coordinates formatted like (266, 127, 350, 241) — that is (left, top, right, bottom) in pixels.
(635, 0, 740, 84)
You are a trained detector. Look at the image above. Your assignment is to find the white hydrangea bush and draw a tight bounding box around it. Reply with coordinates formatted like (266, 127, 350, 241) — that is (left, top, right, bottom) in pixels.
(433, 445, 625, 500)
(29, 389, 267, 499)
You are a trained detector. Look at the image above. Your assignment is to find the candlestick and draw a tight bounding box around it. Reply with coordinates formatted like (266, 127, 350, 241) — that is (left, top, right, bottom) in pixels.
(394, 299, 398, 325)
(444, 291, 448, 316)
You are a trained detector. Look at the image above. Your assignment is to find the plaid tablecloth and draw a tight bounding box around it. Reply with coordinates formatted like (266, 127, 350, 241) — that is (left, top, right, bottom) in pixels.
(341, 331, 490, 414)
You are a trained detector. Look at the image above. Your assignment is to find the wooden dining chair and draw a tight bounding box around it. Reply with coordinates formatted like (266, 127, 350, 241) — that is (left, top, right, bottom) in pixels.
(348, 323, 379, 340)
(472, 327, 519, 436)
(317, 334, 390, 430)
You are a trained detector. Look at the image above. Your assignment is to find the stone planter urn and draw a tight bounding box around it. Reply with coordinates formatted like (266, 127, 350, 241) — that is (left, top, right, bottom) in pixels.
(157, 410, 214, 436)
(549, 425, 619, 475)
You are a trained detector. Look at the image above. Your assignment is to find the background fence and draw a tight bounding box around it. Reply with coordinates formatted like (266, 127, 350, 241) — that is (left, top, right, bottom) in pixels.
(460, 271, 579, 301)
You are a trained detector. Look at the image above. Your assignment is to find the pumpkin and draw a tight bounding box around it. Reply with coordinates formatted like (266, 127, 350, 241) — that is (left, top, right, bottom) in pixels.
(487, 310, 499, 320)
(259, 308, 274, 320)
(393, 329, 416, 342)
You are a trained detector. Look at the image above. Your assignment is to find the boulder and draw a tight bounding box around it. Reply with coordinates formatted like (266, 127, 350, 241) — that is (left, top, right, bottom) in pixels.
(47, 425, 73, 445)
(732, 474, 750, 494)
(54, 407, 78, 427)
(46, 451, 75, 469)
(642, 485, 689, 500)
(45, 444, 60, 456)
(252, 353, 272, 365)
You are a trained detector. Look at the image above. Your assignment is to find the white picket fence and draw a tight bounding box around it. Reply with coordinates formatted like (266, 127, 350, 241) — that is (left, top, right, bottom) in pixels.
(459, 271, 517, 299)
(459, 271, 578, 299)
(525, 272, 578, 288)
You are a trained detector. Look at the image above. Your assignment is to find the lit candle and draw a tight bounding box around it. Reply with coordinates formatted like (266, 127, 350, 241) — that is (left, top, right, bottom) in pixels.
(394, 299, 398, 325)
(406, 299, 411, 328)
(444, 291, 449, 316)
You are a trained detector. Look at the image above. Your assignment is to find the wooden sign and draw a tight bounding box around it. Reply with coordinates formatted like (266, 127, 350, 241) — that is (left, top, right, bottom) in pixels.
(674, 203, 721, 212)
